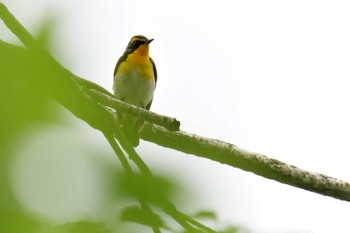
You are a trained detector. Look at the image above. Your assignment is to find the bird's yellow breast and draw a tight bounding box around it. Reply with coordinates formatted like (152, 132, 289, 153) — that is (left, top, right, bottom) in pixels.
(117, 45, 154, 80)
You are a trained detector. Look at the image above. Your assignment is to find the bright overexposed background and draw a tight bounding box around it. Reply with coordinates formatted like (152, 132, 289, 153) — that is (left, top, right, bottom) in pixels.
(2, 0, 350, 232)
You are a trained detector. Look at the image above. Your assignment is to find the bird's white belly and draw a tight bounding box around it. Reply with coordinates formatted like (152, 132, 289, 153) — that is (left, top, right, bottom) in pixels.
(113, 70, 155, 108)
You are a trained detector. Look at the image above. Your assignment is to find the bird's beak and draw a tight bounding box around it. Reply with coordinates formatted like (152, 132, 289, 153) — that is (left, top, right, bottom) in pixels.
(146, 39, 154, 44)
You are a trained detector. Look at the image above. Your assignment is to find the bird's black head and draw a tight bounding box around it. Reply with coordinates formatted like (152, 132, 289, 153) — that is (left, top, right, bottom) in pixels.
(125, 35, 154, 53)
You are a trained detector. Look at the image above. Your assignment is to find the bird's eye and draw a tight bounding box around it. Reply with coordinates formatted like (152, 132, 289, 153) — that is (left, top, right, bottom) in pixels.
(133, 40, 144, 48)
(127, 39, 145, 51)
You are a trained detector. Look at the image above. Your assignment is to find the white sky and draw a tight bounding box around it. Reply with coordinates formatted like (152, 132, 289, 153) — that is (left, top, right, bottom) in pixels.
(3, 0, 350, 233)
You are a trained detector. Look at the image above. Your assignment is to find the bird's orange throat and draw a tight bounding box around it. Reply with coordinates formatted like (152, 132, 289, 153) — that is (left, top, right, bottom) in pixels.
(126, 44, 151, 68)
(134, 44, 150, 57)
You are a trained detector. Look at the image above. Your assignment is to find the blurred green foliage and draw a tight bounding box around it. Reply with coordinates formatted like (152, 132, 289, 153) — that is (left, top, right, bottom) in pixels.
(0, 42, 51, 232)
(118, 171, 176, 206)
(0, 19, 58, 230)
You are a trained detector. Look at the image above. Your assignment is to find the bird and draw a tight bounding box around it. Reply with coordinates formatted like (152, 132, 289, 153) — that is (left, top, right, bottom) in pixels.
(113, 35, 157, 147)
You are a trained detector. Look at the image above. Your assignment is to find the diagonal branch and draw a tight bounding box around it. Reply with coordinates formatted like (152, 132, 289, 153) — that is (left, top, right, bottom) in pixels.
(140, 124, 350, 201)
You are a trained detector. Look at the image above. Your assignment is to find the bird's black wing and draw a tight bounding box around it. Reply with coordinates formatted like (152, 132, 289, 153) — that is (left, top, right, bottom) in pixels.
(144, 57, 157, 111)
(150, 57, 157, 85)
(113, 52, 128, 78)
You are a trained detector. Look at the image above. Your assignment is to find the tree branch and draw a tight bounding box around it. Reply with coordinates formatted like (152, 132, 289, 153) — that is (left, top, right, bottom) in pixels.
(141, 124, 350, 201)
(1, 37, 349, 202)
(1, 2, 349, 203)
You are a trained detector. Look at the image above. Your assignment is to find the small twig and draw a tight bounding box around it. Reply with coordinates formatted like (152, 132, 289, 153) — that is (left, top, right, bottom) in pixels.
(107, 114, 153, 176)
(103, 132, 132, 174)
(139, 201, 162, 233)
(162, 202, 216, 233)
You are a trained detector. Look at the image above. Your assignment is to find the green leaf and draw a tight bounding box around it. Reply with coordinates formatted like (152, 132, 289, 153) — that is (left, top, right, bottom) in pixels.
(193, 210, 217, 220)
(121, 205, 166, 229)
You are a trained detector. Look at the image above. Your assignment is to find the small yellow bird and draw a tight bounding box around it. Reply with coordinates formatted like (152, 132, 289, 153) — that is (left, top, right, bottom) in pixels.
(113, 35, 157, 146)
